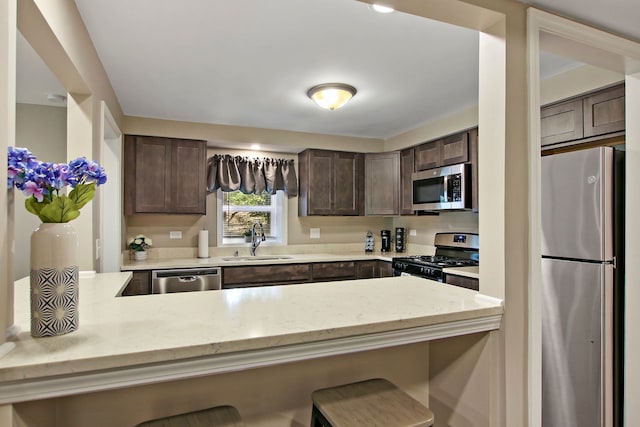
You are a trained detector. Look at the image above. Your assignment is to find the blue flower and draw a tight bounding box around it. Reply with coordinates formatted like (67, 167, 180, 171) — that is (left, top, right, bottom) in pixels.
(6, 147, 108, 223)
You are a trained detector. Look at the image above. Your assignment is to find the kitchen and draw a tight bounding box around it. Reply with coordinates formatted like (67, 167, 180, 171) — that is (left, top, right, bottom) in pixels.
(1, 0, 640, 427)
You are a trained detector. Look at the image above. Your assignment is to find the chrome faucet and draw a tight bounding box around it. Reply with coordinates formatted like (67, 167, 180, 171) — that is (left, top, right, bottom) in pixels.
(250, 220, 266, 256)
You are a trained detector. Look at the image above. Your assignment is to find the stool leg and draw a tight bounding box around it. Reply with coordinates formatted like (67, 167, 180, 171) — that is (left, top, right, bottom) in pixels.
(310, 405, 332, 427)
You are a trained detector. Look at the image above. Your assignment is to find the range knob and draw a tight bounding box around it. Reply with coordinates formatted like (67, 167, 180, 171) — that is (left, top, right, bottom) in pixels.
(420, 267, 431, 275)
(396, 262, 407, 271)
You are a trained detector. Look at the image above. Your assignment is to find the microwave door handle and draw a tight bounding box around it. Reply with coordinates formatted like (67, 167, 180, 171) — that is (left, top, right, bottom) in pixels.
(443, 174, 448, 202)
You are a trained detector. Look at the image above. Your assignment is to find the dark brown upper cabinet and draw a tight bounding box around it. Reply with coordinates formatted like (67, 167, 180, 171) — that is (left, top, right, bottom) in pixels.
(298, 149, 364, 216)
(124, 135, 207, 215)
(365, 151, 400, 216)
(400, 148, 415, 215)
(415, 132, 469, 171)
(541, 83, 625, 148)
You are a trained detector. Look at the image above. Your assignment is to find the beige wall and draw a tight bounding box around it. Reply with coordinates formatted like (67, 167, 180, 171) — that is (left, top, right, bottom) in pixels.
(13, 103, 67, 280)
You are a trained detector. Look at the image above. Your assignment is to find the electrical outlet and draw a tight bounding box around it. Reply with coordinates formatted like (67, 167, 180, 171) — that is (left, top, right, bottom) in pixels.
(310, 228, 320, 239)
(409, 229, 417, 236)
(95, 238, 101, 260)
(169, 231, 182, 239)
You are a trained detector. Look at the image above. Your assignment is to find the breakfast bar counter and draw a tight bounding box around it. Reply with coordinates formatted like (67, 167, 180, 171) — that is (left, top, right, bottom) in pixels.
(0, 272, 502, 421)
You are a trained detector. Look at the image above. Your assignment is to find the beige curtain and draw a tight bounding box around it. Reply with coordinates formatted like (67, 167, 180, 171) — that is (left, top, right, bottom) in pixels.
(206, 155, 298, 197)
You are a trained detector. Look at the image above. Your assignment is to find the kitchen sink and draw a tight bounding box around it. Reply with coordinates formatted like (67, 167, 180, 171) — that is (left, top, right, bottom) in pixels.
(221, 255, 293, 262)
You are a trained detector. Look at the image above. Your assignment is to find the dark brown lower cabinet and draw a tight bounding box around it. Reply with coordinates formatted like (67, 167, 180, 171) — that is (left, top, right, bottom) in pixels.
(121, 271, 151, 296)
(223, 264, 311, 288)
(444, 273, 479, 291)
(125, 260, 394, 293)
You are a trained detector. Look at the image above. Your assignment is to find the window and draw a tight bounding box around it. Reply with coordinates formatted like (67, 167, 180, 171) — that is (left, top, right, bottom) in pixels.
(217, 189, 287, 245)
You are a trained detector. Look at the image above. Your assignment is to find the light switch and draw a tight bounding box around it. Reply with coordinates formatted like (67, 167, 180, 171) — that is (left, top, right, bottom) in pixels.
(169, 231, 182, 239)
(310, 228, 320, 239)
(409, 229, 417, 236)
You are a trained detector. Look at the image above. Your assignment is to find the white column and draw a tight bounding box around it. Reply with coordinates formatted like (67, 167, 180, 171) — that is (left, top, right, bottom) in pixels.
(0, 0, 17, 343)
(625, 71, 640, 427)
(66, 93, 95, 271)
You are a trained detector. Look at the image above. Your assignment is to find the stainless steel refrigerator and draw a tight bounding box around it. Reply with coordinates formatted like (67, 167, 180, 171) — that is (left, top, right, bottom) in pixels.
(541, 146, 624, 427)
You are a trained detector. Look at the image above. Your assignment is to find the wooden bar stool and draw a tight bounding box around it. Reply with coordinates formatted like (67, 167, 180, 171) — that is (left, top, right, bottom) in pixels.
(136, 405, 244, 427)
(311, 378, 434, 427)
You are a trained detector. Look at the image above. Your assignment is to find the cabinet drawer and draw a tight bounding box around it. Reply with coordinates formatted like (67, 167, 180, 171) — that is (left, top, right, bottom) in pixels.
(444, 273, 479, 291)
(312, 261, 356, 281)
(223, 264, 311, 285)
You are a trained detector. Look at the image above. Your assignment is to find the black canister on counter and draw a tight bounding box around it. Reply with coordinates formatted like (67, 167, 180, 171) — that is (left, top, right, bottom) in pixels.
(380, 230, 391, 252)
(395, 227, 406, 252)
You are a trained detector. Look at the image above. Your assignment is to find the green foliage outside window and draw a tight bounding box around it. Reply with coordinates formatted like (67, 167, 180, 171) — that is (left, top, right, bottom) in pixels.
(223, 191, 272, 237)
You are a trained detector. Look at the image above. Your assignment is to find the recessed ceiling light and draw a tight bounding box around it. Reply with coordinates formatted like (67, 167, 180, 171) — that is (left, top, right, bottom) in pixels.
(307, 83, 357, 111)
(250, 143, 261, 150)
(370, 4, 395, 14)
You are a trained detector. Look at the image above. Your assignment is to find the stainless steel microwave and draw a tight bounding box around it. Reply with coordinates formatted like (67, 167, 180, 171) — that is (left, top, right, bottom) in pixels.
(412, 163, 471, 211)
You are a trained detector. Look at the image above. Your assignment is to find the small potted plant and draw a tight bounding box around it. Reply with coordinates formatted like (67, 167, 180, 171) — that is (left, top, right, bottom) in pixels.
(243, 228, 252, 243)
(128, 234, 152, 260)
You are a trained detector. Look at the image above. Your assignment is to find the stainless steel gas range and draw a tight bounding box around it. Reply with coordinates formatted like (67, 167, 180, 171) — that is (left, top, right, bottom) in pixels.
(392, 232, 479, 282)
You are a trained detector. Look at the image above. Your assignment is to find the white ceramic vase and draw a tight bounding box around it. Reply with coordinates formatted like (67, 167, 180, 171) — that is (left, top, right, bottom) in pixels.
(133, 250, 148, 261)
(30, 223, 79, 338)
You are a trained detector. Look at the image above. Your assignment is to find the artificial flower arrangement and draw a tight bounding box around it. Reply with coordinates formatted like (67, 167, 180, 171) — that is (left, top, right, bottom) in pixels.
(128, 234, 153, 252)
(7, 147, 107, 223)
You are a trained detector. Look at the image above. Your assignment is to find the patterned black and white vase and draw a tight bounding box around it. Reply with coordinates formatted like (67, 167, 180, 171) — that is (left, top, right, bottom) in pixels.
(30, 223, 79, 338)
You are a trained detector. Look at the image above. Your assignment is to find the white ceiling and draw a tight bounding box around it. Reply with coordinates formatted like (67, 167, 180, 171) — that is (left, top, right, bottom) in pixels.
(21, 0, 628, 140)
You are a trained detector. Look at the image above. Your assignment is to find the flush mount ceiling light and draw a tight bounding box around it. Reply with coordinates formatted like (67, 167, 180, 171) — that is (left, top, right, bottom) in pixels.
(370, 4, 395, 13)
(307, 83, 357, 111)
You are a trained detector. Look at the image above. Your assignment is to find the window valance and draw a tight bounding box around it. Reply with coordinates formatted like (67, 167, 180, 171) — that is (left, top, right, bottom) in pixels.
(206, 154, 298, 197)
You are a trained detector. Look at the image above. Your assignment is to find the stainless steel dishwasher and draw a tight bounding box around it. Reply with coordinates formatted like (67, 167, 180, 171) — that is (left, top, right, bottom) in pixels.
(151, 267, 221, 294)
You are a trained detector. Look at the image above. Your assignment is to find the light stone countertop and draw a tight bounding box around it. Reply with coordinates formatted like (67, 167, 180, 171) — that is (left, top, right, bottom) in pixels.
(121, 252, 395, 271)
(1, 273, 501, 382)
(0, 272, 501, 405)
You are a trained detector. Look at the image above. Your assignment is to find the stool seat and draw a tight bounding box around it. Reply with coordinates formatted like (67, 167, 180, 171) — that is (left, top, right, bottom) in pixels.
(136, 405, 244, 427)
(311, 378, 434, 427)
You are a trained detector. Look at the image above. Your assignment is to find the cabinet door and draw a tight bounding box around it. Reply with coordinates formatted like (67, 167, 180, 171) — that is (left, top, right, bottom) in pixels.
(121, 271, 151, 296)
(540, 98, 584, 146)
(172, 139, 206, 214)
(357, 260, 378, 279)
(306, 150, 334, 215)
(133, 136, 172, 213)
(365, 152, 400, 216)
(378, 261, 393, 278)
(583, 84, 625, 138)
(400, 148, 415, 215)
(441, 132, 469, 165)
(415, 140, 441, 171)
(333, 152, 363, 216)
